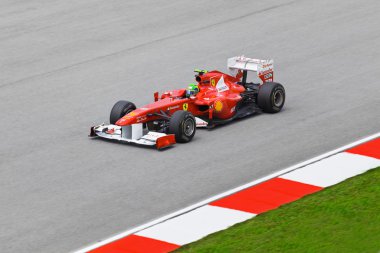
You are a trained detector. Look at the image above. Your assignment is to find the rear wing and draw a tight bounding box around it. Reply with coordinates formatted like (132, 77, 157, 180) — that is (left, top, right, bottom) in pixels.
(227, 56, 273, 83)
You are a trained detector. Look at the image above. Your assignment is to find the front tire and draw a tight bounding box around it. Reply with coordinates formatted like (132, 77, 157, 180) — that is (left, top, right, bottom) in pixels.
(169, 111, 196, 143)
(257, 82, 285, 113)
(110, 100, 136, 124)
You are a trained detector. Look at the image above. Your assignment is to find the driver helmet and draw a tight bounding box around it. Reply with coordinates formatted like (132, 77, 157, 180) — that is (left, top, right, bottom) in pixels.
(186, 83, 199, 98)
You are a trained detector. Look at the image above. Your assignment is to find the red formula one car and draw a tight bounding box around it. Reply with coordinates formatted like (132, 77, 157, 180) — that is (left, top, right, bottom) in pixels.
(90, 56, 285, 149)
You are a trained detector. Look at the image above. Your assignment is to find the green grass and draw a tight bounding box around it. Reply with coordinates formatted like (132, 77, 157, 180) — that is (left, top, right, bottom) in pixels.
(176, 167, 380, 253)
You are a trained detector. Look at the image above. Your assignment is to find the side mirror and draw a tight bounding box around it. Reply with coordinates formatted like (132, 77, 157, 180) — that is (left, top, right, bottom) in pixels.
(154, 92, 159, 102)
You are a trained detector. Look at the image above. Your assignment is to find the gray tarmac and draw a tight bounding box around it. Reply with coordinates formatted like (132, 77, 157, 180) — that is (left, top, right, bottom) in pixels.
(0, 0, 379, 252)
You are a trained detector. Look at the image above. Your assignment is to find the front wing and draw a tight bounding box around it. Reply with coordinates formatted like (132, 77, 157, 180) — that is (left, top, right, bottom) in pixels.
(89, 123, 176, 149)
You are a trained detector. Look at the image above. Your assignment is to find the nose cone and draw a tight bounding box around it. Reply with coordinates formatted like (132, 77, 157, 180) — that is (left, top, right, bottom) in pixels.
(115, 115, 137, 126)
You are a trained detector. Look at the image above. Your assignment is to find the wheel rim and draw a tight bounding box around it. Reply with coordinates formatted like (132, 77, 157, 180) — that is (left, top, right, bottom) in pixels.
(183, 118, 195, 136)
(273, 90, 284, 107)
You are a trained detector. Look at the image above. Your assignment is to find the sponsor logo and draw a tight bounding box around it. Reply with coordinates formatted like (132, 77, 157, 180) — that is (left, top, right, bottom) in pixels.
(195, 117, 208, 127)
(264, 73, 273, 78)
(106, 128, 115, 134)
(217, 86, 229, 92)
(214, 100, 223, 112)
(147, 132, 162, 137)
(167, 105, 179, 110)
(211, 79, 216, 86)
(196, 121, 208, 126)
(183, 103, 188, 111)
(216, 76, 229, 92)
(137, 116, 147, 122)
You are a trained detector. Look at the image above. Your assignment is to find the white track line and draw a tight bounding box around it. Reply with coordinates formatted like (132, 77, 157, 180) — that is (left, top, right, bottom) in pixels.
(136, 205, 255, 245)
(74, 132, 380, 253)
(280, 153, 380, 187)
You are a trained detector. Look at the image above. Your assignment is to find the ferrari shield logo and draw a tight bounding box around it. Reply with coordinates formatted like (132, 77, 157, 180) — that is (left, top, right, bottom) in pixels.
(183, 103, 188, 111)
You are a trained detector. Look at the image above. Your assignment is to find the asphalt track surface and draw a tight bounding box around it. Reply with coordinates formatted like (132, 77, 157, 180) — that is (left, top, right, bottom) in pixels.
(1, 0, 379, 252)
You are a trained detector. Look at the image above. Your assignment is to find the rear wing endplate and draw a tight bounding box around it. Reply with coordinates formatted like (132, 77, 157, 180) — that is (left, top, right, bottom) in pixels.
(228, 56, 274, 83)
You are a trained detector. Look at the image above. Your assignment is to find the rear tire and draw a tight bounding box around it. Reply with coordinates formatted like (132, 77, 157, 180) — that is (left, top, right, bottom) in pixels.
(257, 82, 285, 113)
(110, 100, 136, 124)
(169, 111, 196, 143)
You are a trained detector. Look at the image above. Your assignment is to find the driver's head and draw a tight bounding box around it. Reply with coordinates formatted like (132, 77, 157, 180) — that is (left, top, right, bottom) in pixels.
(186, 83, 199, 98)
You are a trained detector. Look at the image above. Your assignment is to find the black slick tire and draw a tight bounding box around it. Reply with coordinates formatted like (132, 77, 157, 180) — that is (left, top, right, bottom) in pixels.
(257, 82, 285, 113)
(110, 100, 136, 124)
(169, 110, 196, 143)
